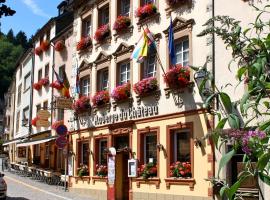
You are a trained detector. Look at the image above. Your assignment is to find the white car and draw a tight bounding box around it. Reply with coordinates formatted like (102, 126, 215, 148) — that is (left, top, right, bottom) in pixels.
(0, 174, 7, 200)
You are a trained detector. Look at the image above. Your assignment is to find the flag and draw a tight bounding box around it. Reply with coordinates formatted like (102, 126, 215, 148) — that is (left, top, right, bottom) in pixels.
(61, 70, 70, 98)
(168, 17, 176, 66)
(75, 67, 80, 95)
(144, 28, 156, 48)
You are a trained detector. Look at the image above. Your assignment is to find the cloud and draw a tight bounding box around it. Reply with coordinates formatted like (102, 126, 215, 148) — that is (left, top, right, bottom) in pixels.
(22, 0, 50, 18)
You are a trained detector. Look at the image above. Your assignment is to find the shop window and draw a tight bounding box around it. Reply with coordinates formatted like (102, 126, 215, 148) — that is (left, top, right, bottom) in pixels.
(118, 0, 130, 16)
(142, 51, 156, 79)
(80, 76, 90, 96)
(95, 138, 108, 166)
(118, 61, 130, 85)
(17, 147, 26, 158)
(175, 37, 189, 66)
(144, 133, 157, 163)
(38, 69, 42, 81)
(33, 144, 40, 165)
(24, 73, 31, 91)
(45, 144, 49, 159)
(17, 84, 22, 105)
(45, 64, 49, 77)
(97, 69, 109, 91)
(98, 4, 109, 26)
(82, 16, 92, 37)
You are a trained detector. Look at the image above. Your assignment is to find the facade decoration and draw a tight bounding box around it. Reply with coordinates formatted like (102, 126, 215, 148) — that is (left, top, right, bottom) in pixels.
(54, 40, 65, 52)
(94, 24, 110, 43)
(72, 96, 91, 114)
(92, 90, 110, 107)
(133, 77, 158, 96)
(111, 82, 131, 102)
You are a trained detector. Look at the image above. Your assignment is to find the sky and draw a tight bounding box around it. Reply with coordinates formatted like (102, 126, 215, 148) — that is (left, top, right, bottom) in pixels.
(0, 0, 63, 38)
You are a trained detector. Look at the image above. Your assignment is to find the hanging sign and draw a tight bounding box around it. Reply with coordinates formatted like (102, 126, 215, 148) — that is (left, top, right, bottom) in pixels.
(56, 97, 73, 109)
(56, 125, 68, 136)
(37, 110, 50, 120)
(36, 120, 50, 128)
(56, 136, 68, 148)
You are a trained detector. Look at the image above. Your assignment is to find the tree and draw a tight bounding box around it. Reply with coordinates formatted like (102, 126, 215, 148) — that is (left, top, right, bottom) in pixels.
(15, 31, 28, 49)
(6, 29, 14, 43)
(0, 0, 15, 18)
(195, 5, 270, 200)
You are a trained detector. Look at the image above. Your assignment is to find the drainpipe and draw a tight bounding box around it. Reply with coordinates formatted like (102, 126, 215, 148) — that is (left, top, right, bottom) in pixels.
(12, 73, 16, 162)
(29, 49, 35, 136)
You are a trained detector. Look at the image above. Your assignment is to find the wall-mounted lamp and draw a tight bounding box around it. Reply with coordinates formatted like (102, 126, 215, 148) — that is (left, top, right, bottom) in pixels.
(156, 143, 165, 151)
(194, 137, 202, 148)
(193, 68, 211, 100)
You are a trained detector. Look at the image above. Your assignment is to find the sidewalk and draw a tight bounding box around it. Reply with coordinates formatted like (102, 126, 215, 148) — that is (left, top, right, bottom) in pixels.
(3, 170, 93, 200)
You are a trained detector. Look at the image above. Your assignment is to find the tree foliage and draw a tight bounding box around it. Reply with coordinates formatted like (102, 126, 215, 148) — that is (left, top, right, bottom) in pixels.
(0, 0, 15, 18)
(196, 5, 270, 200)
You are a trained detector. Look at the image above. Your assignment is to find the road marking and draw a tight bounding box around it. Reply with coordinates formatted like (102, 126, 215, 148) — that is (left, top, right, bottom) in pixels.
(5, 175, 73, 200)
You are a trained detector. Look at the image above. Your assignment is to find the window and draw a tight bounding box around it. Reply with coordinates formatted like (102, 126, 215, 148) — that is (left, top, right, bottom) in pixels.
(57, 148, 65, 170)
(16, 111, 20, 133)
(95, 138, 107, 166)
(24, 73, 31, 91)
(36, 104, 41, 113)
(22, 107, 29, 126)
(172, 130, 190, 162)
(33, 144, 40, 165)
(17, 84, 22, 105)
(175, 38, 189, 66)
(99, 5, 109, 26)
(38, 69, 42, 81)
(46, 30, 50, 41)
(119, 61, 130, 85)
(98, 69, 108, 91)
(81, 142, 89, 165)
(45, 64, 49, 77)
(18, 147, 26, 158)
(45, 144, 49, 159)
(144, 133, 157, 163)
(143, 52, 156, 78)
(82, 16, 92, 37)
(59, 65, 65, 80)
(43, 101, 48, 110)
(80, 76, 90, 96)
(58, 109, 64, 120)
(120, 0, 130, 16)
(19, 66, 22, 80)
(8, 96, 11, 107)
(141, 0, 155, 6)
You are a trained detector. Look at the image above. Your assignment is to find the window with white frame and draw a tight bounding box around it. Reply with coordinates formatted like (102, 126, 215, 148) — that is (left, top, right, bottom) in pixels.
(81, 76, 90, 96)
(22, 107, 29, 126)
(82, 16, 92, 37)
(17, 84, 22, 105)
(24, 73, 31, 91)
(144, 133, 157, 164)
(119, 61, 130, 85)
(100, 5, 109, 25)
(120, 0, 130, 16)
(142, 0, 155, 6)
(45, 64, 49, 77)
(99, 69, 108, 91)
(38, 69, 42, 81)
(143, 53, 156, 78)
(175, 38, 189, 66)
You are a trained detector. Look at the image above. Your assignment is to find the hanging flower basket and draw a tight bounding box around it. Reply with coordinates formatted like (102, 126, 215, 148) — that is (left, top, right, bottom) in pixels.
(169, 161, 192, 178)
(163, 64, 190, 89)
(50, 80, 64, 90)
(40, 40, 50, 52)
(55, 40, 65, 52)
(94, 24, 110, 43)
(33, 82, 42, 91)
(72, 96, 91, 114)
(76, 37, 92, 51)
(92, 90, 110, 107)
(52, 120, 64, 130)
(166, 0, 187, 6)
(113, 16, 131, 32)
(111, 82, 131, 102)
(35, 46, 43, 56)
(135, 4, 157, 20)
(133, 77, 158, 96)
(39, 77, 50, 87)
(137, 163, 157, 179)
(31, 117, 39, 127)
(95, 164, 107, 177)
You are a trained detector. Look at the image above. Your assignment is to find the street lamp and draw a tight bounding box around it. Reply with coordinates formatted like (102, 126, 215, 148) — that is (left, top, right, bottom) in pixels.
(193, 68, 212, 100)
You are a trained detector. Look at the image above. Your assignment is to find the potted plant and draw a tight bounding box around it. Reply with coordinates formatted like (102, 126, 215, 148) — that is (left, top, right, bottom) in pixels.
(77, 163, 89, 177)
(138, 163, 157, 179)
(76, 37, 92, 51)
(113, 16, 131, 32)
(111, 82, 131, 102)
(92, 90, 110, 107)
(31, 117, 39, 127)
(52, 120, 64, 130)
(40, 40, 50, 52)
(72, 96, 91, 114)
(55, 40, 65, 52)
(163, 64, 190, 89)
(95, 164, 108, 177)
(50, 80, 63, 90)
(169, 161, 192, 178)
(33, 82, 42, 91)
(94, 24, 110, 43)
(39, 77, 50, 87)
(135, 4, 157, 20)
(35, 46, 43, 56)
(133, 77, 158, 96)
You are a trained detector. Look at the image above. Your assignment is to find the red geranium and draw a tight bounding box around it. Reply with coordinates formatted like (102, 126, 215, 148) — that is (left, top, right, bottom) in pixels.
(35, 46, 43, 56)
(133, 77, 158, 96)
(94, 24, 110, 42)
(76, 37, 92, 51)
(92, 90, 110, 107)
(137, 163, 157, 179)
(169, 161, 192, 178)
(40, 40, 50, 51)
(72, 96, 91, 113)
(31, 117, 39, 127)
(39, 77, 50, 86)
(135, 4, 157, 20)
(52, 120, 64, 130)
(113, 16, 131, 32)
(111, 82, 131, 102)
(50, 80, 63, 90)
(33, 82, 42, 91)
(55, 40, 65, 52)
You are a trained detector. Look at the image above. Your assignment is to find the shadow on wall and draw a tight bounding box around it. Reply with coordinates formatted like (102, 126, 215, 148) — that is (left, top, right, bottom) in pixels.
(7, 197, 30, 200)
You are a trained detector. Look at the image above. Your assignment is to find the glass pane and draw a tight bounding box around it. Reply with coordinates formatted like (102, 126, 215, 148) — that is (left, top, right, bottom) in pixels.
(121, 0, 130, 16)
(145, 134, 157, 164)
(102, 70, 108, 90)
(175, 131, 190, 162)
(82, 143, 89, 165)
(183, 52, 189, 63)
(100, 140, 107, 165)
(183, 40, 189, 50)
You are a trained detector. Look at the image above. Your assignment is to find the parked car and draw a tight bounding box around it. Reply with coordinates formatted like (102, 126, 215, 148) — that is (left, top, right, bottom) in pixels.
(0, 174, 7, 200)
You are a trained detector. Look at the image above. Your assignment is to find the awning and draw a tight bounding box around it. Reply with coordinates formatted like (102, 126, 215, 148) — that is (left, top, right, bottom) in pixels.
(16, 137, 56, 147)
(3, 139, 21, 146)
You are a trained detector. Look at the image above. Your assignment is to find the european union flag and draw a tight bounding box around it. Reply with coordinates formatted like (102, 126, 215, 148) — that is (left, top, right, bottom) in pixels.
(168, 17, 176, 66)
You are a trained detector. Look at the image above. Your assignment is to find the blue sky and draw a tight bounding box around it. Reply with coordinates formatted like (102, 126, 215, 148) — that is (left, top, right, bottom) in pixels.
(1, 0, 62, 38)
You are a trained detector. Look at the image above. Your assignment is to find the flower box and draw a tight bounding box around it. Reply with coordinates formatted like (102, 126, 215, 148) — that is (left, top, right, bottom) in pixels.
(52, 120, 64, 130)
(35, 46, 43, 56)
(31, 117, 39, 127)
(92, 90, 110, 107)
(166, 0, 188, 6)
(137, 163, 157, 179)
(76, 37, 92, 51)
(113, 16, 131, 33)
(55, 40, 65, 52)
(50, 80, 63, 90)
(33, 82, 42, 91)
(39, 77, 50, 87)
(133, 77, 158, 96)
(40, 40, 50, 52)
(111, 82, 131, 102)
(77, 164, 89, 177)
(169, 161, 192, 178)
(163, 64, 190, 89)
(72, 96, 91, 114)
(95, 164, 108, 177)
(94, 24, 110, 43)
(135, 4, 157, 20)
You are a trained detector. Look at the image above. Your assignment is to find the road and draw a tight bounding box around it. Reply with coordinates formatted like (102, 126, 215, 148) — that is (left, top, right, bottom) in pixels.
(3, 171, 92, 200)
